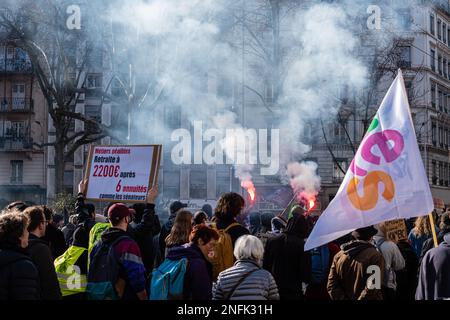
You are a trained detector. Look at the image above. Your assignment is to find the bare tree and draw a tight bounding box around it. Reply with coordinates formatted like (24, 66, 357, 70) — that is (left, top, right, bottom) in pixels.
(0, 1, 119, 195)
(321, 39, 428, 175)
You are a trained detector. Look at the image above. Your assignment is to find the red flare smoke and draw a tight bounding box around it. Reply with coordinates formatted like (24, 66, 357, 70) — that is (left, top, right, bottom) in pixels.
(241, 180, 256, 203)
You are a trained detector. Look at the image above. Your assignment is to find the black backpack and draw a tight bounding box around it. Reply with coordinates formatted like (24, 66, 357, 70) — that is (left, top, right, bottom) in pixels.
(87, 236, 129, 300)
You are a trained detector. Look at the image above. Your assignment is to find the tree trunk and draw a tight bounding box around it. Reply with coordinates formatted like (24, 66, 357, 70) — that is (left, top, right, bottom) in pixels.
(270, 0, 281, 102)
(54, 142, 65, 195)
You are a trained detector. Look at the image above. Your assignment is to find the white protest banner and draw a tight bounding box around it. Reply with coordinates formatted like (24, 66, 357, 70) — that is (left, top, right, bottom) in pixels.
(85, 145, 162, 203)
(305, 70, 433, 250)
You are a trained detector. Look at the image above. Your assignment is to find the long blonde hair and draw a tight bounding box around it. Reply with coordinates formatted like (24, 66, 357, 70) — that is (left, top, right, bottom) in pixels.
(165, 210, 192, 247)
(412, 216, 432, 237)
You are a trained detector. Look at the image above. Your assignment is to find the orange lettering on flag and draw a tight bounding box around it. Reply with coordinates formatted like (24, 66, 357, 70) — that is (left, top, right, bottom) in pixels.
(346, 171, 395, 211)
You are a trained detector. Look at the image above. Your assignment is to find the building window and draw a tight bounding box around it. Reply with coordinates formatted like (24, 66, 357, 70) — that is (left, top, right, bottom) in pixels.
(164, 106, 181, 129)
(445, 128, 449, 148)
(439, 126, 444, 147)
(432, 122, 437, 146)
(331, 120, 348, 144)
(10, 160, 23, 184)
(444, 23, 447, 43)
(431, 49, 436, 71)
(189, 170, 207, 199)
(265, 80, 274, 103)
(163, 170, 180, 199)
(444, 58, 448, 78)
(431, 83, 436, 108)
(86, 74, 102, 89)
(439, 90, 443, 111)
(439, 162, 444, 185)
(398, 46, 411, 68)
(430, 14, 435, 35)
(432, 160, 437, 184)
(438, 55, 442, 75)
(445, 163, 449, 186)
(448, 28, 450, 47)
(333, 159, 347, 182)
(438, 19, 442, 39)
(216, 169, 231, 197)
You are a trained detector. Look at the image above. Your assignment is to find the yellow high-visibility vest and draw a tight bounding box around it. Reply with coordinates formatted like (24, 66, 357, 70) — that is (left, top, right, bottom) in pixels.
(54, 245, 87, 296)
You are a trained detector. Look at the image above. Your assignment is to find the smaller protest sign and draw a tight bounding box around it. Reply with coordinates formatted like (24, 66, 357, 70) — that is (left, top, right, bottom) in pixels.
(384, 219, 408, 243)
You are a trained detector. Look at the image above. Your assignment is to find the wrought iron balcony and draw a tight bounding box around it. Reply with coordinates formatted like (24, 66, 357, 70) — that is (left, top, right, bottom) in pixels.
(0, 97, 33, 112)
(0, 136, 33, 151)
(0, 58, 32, 73)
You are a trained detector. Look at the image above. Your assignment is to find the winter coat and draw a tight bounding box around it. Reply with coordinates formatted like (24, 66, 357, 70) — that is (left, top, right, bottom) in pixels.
(215, 218, 250, 247)
(42, 223, 67, 260)
(263, 213, 311, 300)
(213, 260, 279, 300)
(128, 203, 161, 274)
(395, 240, 419, 300)
(327, 240, 385, 300)
(408, 229, 431, 258)
(420, 230, 445, 265)
(0, 246, 40, 300)
(61, 223, 76, 246)
(166, 243, 213, 300)
(89, 228, 146, 299)
(374, 234, 406, 290)
(416, 233, 450, 300)
(28, 234, 62, 300)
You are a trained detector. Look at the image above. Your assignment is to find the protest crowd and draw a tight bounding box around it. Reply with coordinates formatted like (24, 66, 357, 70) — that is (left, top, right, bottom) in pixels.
(0, 177, 449, 301)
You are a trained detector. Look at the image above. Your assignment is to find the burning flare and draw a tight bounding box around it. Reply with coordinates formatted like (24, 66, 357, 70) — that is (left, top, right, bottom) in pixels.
(241, 180, 256, 203)
(308, 198, 315, 211)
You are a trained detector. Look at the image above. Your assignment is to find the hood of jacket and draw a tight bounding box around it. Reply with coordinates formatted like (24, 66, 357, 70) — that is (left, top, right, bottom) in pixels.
(166, 243, 205, 261)
(341, 240, 375, 259)
(284, 213, 308, 238)
(100, 227, 129, 245)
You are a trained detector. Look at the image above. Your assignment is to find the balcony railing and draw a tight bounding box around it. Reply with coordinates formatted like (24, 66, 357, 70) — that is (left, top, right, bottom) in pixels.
(0, 58, 32, 73)
(0, 97, 33, 112)
(0, 136, 33, 151)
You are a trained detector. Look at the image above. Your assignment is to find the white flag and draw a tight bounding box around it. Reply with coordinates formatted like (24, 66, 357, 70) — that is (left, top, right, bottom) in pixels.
(304, 70, 434, 251)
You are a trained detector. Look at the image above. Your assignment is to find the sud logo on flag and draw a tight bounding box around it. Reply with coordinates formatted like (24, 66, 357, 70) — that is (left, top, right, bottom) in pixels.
(305, 70, 434, 251)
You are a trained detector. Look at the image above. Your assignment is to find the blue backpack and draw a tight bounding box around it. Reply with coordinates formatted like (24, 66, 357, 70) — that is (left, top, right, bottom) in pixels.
(310, 245, 330, 284)
(149, 258, 188, 300)
(86, 236, 129, 300)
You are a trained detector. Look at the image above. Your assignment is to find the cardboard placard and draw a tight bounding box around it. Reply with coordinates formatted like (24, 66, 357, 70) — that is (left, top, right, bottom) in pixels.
(84, 145, 162, 203)
(384, 219, 408, 243)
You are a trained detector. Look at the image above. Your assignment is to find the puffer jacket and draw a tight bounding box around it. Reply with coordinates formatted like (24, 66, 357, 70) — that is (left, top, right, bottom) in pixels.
(213, 260, 279, 300)
(0, 247, 40, 300)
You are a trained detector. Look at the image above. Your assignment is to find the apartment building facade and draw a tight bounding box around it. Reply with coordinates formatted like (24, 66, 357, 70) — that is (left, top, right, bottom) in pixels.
(0, 41, 47, 207)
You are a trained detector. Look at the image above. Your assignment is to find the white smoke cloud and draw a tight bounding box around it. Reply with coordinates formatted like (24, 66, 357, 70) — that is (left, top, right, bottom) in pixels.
(286, 161, 321, 201)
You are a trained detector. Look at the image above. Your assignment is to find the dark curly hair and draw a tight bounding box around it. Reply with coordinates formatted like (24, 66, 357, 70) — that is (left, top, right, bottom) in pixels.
(214, 192, 245, 221)
(189, 225, 219, 245)
(0, 212, 29, 249)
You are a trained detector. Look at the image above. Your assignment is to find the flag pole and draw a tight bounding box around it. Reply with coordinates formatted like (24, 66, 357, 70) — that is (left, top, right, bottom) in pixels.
(428, 212, 439, 248)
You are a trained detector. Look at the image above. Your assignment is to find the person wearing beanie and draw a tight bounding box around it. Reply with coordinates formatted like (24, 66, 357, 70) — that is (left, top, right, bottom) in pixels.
(416, 212, 450, 300)
(327, 226, 385, 300)
(201, 204, 213, 220)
